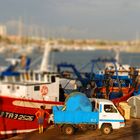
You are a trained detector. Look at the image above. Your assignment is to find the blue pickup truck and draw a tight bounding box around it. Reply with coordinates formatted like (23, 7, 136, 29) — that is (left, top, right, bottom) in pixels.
(52, 92, 125, 135)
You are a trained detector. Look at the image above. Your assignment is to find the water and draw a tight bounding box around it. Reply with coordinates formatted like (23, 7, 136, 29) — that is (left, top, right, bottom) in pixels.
(51, 50, 140, 72)
(0, 49, 140, 72)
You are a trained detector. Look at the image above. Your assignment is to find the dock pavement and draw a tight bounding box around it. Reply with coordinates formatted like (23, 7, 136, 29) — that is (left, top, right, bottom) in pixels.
(7, 118, 140, 140)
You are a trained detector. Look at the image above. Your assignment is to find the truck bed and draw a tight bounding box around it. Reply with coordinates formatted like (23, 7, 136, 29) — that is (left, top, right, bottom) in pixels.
(53, 106, 99, 124)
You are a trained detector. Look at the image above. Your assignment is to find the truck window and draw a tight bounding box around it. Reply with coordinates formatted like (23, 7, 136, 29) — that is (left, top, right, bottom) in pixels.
(104, 104, 117, 113)
(97, 103, 99, 109)
(91, 101, 95, 111)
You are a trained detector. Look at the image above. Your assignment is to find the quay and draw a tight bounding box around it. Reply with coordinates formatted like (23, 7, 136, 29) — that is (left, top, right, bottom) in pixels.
(8, 118, 140, 140)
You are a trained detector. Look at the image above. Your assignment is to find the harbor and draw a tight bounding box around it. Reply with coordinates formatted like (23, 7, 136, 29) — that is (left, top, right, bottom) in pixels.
(0, 41, 140, 139)
(1, 1, 140, 140)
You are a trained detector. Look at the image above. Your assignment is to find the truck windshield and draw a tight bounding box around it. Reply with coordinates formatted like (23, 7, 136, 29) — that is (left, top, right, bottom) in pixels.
(104, 104, 117, 113)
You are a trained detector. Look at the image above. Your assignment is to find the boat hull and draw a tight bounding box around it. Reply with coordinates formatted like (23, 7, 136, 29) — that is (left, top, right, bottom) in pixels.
(0, 96, 63, 139)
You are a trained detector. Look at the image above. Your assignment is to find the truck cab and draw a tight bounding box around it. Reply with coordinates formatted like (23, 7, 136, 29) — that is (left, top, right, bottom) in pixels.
(91, 98, 125, 134)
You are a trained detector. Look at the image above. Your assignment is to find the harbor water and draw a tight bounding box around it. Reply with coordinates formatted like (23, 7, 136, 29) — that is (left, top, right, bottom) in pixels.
(0, 49, 140, 72)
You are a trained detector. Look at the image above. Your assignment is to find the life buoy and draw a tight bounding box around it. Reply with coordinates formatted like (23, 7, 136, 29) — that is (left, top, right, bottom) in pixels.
(40, 85, 48, 96)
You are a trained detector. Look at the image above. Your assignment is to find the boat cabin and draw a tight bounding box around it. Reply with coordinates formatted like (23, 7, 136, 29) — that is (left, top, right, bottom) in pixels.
(0, 72, 60, 102)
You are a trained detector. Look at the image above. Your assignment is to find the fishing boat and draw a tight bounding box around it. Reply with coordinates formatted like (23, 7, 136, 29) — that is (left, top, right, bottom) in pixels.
(0, 42, 66, 139)
(0, 71, 65, 139)
(0, 41, 79, 139)
(57, 57, 140, 105)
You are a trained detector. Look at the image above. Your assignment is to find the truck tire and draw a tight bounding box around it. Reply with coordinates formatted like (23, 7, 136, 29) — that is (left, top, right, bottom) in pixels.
(101, 124, 112, 135)
(63, 124, 75, 135)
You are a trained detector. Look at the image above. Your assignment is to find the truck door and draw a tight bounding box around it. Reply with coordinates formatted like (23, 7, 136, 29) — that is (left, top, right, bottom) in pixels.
(99, 104, 121, 123)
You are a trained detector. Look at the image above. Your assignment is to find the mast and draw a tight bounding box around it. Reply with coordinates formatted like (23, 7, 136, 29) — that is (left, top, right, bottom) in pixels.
(40, 42, 51, 72)
(18, 17, 23, 44)
(115, 48, 120, 64)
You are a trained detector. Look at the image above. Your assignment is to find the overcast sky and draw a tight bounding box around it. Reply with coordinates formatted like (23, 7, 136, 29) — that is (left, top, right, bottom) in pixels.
(0, 0, 140, 40)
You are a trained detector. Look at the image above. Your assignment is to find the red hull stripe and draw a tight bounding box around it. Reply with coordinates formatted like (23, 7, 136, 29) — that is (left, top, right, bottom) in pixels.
(0, 129, 37, 135)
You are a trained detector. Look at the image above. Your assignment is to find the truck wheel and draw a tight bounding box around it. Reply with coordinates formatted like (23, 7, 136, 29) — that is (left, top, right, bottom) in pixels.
(63, 125, 75, 135)
(101, 124, 112, 135)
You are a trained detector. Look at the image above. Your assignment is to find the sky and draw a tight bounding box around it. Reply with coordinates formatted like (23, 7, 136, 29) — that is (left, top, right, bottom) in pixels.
(0, 0, 140, 40)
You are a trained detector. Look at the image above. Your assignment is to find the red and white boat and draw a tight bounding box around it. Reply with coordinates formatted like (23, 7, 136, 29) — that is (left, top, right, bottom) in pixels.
(0, 71, 65, 139)
(0, 42, 79, 139)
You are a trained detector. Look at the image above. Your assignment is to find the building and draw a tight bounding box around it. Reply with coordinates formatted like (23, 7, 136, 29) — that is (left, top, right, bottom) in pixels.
(0, 25, 7, 36)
